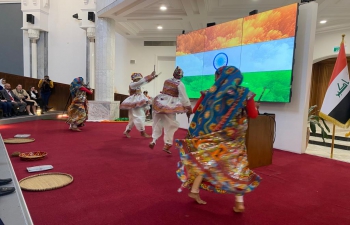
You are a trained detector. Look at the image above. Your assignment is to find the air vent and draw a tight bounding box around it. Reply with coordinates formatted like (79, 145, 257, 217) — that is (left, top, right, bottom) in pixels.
(130, 60, 136, 64)
(144, 41, 176, 46)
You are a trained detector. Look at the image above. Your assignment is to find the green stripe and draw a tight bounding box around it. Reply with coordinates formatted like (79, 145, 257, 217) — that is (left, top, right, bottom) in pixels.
(182, 70, 292, 102)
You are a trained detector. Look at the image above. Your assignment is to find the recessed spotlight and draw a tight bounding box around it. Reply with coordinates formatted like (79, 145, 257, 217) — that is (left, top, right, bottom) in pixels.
(160, 6, 167, 11)
(157, 26, 163, 29)
(320, 20, 327, 24)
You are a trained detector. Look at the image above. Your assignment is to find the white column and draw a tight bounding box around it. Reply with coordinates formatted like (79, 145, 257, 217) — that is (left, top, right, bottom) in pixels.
(28, 29, 40, 79)
(95, 17, 115, 101)
(87, 27, 96, 89)
(87, 17, 119, 121)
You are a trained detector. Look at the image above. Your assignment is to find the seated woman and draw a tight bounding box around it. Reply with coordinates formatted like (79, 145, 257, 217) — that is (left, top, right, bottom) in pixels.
(12, 84, 38, 115)
(28, 86, 44, 113)
(66, 77, 93, 131)
(176, 66, 261, 213)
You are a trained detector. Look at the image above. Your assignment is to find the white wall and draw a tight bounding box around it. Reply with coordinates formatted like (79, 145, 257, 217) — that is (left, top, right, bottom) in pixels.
(115, 33, 176, 96)
(313, 28, 350, 62)
(47, 0, 87, 84)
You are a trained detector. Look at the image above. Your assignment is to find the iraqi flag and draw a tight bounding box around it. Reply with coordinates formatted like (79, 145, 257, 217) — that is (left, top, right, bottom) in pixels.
(319, 35, 350, 128)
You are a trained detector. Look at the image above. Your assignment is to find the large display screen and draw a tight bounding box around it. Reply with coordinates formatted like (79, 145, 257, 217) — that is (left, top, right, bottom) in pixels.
(175, 3, 298, 102)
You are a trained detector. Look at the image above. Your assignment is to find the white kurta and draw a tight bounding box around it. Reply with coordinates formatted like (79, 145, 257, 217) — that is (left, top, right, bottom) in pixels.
(122, 77, 152, 132)
(152, 78, 191, 145)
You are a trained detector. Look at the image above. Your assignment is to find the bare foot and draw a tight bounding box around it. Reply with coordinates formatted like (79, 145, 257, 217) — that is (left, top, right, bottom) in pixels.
(124, 131, 131, 138)
(141, 131, 151, 138)
(71, 128, 82, 132)
(233, 202, 245, 213)
(188, 192, 207, 204)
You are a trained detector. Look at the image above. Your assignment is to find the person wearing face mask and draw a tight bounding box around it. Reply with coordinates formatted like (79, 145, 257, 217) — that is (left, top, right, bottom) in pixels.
(149, 66, 192, 154)
(120, 71, 158, 138)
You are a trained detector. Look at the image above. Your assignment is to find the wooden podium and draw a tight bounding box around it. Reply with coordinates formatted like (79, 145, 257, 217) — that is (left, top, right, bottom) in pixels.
(246, 114, 275, 169)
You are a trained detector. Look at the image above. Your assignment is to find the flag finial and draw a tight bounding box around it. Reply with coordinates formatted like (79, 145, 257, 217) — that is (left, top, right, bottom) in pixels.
(342, 34, 345, 42)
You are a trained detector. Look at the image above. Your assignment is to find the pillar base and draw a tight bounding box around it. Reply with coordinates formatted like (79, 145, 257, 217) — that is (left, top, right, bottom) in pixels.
(87, 101, 120, 121)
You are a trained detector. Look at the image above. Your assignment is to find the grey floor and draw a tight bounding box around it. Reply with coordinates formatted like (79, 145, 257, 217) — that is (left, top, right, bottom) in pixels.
(0, 135, 33, 225)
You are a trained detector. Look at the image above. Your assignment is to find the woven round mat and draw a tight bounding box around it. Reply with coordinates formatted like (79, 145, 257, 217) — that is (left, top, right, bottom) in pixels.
(19, 173, 73, 191)
(3, 138, 35, 144)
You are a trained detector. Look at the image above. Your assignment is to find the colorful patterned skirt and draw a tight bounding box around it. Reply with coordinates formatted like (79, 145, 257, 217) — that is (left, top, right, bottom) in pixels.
(120, 94, 150, 110)
(66, 102, 88, 125)
(176, 127, 261, 195)
(153, 94, 187, 114)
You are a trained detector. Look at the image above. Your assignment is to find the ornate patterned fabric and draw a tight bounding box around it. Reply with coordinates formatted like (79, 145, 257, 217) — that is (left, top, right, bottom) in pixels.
(173, 66, 184, 79)
(120, 75, 154, 110)
(161, 79, 180, 97)
(131, 73, 143, 81)
(188, 66, 248, 137)
(66, 89, 89, 125)
(176, 66, 261, 195)
(70, 77, 84, 98)
(152, 78, 189, 114)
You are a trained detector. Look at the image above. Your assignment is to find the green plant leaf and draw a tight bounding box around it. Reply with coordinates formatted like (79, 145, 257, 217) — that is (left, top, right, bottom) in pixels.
(308, 105, 317, 116)
(320, 118, 330, 133)
(310, 122, 316, 133)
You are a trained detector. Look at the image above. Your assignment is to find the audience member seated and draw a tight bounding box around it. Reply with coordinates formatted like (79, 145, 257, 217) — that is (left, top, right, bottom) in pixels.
(28, 86, 44, 114)
(0, 91, 12, 117)
(0, 83, 27, 116)
(0, 78, 6, 90)
(12, 84, 38, 115)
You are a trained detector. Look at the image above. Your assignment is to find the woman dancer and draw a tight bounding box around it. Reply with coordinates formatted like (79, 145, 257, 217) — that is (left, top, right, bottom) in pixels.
(120, 71, 158, 138)
(66, 77, 93, 131)
(176, 66, 261, 213)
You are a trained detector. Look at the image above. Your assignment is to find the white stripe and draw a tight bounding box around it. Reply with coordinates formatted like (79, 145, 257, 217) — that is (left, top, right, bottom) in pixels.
(320, 66, 350, 114)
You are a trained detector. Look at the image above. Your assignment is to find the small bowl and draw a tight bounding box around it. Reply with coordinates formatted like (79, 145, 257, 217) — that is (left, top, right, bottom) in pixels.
(19, 151, 48, 161)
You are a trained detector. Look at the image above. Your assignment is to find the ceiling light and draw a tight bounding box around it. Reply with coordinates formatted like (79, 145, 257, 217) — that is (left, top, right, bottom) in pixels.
(160, 6, 167, 11)
(320, 20, 327, 24)
(157, 26, 163, 29)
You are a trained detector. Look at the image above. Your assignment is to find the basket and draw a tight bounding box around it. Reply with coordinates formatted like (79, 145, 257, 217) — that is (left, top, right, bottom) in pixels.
(19, 151, 47, 161)
(3, 138, 35, 144)
(19, 173, 74, 191)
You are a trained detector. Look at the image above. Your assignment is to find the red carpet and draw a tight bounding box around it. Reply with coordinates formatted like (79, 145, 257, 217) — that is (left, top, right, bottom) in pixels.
(2, 120, 350, 225)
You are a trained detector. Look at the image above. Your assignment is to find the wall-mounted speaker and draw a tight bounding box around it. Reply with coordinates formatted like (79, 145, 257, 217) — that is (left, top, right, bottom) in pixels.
(207, 22, 216, 27)
(27, 14, 35, 24)
(88, 12, 95, 22)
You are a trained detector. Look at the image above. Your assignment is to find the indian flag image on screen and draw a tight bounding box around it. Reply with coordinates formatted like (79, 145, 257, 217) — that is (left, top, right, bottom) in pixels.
(175, 3, 298, 102)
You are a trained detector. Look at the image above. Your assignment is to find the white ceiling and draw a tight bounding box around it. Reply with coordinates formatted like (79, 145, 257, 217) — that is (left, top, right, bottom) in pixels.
(99, 0, 350, 40)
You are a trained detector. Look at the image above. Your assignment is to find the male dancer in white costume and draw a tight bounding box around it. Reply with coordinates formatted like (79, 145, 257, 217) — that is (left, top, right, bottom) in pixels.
(120, 71, 158, 138)
(149, 66, 192, 153)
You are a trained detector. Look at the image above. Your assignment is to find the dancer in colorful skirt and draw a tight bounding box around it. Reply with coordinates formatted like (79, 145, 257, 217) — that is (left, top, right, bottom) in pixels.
(176, 66, 261, 213)
(121, 71, 158, 138)
(149, 66, 192, 154)
(66, 77, 93, 132)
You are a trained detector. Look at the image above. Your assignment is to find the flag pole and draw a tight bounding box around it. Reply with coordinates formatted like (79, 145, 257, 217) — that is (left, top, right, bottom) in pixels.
(330, 124, 336, 158)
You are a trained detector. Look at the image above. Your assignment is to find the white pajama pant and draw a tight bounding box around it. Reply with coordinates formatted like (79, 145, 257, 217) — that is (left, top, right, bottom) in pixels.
(125, 107, 146, 132)
(152, 112, 179, 145)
